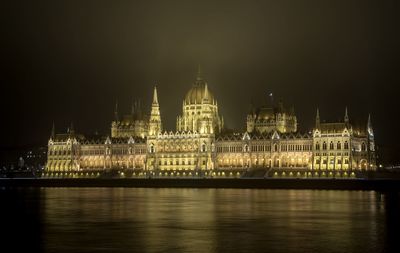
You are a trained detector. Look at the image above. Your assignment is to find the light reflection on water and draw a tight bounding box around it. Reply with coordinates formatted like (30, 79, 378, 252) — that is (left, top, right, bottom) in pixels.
(1, 188, 399, 253)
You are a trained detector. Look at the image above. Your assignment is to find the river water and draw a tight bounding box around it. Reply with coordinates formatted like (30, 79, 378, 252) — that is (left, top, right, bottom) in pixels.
(1, 188, 399, 253)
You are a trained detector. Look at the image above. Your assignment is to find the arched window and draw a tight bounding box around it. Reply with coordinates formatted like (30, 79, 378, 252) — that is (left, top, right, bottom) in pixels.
(361, 142, 366, 151)
(337, 142, 341, 150)
(323, 142, 327, 150)
(150, 144, 155, 153)
(201, 143, 206, 152)
(274, 143, 278, 152)
(329, 142, 334, 150)
(344, 141, 349, 150)
(315, 143, 320, 150)
(244, 144, 249, 152)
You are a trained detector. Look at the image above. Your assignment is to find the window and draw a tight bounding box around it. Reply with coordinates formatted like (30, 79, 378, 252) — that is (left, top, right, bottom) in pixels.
(344, 141, 349, 150)
(337, 142, 341, 150)
(329, 142, 334, 150)
(361, 142, 366, 152)
(323, 142, 327, 150)
(201, 143, 207, 152)
(316, 143, 320, 150)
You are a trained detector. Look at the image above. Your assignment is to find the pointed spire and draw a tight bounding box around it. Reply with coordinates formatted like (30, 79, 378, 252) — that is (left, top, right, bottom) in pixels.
(203, 83, 209, 102)
(131, 99, 135, 115)
(137, 99, 142, 120)
(344, 106, 349, 123)
(290, 106, 295, 115)
(248, 99, 255, 115)
(152, 85, 159, 105)
(196, 64, 203, 81)
(316, 108, 320, 127)
(51, 122, 55, 139)
(114, 100, 119, 121)
(367, 113, 374, 137)
(367, 113, 372, 128)
(70, 122, 75, 134)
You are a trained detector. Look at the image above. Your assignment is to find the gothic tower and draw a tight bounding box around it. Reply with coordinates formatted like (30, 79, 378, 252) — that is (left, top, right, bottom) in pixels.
(148, 86, 162, 136)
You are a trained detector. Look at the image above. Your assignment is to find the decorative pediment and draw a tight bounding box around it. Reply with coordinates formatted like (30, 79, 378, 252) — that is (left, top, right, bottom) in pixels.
(271, 130, 280, 140)
(242, 132, 250, 141)
(105, 137, 112, 145)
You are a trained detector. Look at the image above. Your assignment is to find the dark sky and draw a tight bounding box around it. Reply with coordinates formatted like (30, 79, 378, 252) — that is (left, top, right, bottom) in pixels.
(1, 0, 399, 161)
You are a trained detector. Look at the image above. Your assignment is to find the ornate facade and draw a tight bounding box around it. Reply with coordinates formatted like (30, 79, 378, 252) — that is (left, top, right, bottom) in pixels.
(247, 100, 297, 134)
(45, 69, 376, 178)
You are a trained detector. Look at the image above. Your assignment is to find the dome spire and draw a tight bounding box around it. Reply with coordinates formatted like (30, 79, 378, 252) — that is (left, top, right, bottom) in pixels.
(196, 64, 203, 81)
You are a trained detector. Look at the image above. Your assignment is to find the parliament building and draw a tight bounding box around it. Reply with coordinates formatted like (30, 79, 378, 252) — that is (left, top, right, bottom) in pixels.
(45, 69, 376, 178)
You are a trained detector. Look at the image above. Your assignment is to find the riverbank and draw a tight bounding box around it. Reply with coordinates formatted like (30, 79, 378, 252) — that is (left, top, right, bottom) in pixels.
(1, 178, 400, 191)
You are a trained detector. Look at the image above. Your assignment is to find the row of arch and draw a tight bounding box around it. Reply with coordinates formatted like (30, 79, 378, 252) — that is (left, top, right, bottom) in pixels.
(315, 141, 350, 151)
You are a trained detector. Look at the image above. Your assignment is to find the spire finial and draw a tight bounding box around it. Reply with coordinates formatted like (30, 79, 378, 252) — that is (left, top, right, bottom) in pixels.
(152, 85, 159, 105)
(316, 108, 320, 127)
(367, 113, 374, 136)
(367, 113, 372, 129)
(51, 122, 55, 139)
(196, 64, 203, 81)
(114, 99, 119, 121)
(268, 92, 274, 106)
(344, 106, 349, 123)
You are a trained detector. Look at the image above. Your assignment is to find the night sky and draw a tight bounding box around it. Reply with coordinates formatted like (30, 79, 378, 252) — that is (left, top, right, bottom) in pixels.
(1, 0, 399, 162)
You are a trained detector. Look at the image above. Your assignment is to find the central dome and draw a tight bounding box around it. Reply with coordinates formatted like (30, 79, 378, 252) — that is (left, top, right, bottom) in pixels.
(184, 80, 215, 105)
